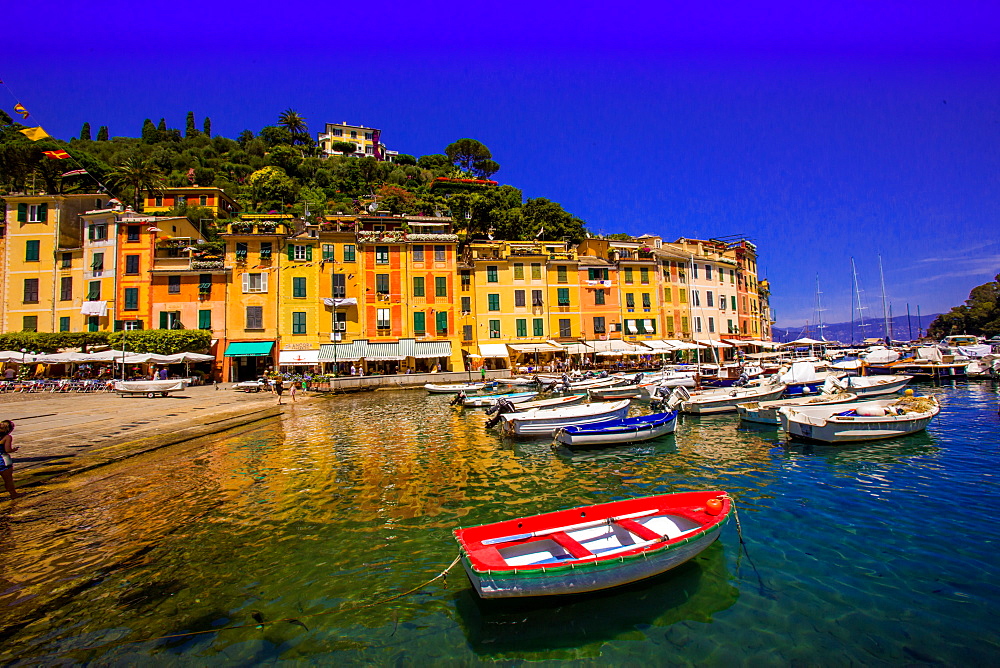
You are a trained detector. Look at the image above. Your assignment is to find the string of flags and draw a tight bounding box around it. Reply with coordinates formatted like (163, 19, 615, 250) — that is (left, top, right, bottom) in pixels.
(13, 103, 28, 119)
(42, 149, 70, 159)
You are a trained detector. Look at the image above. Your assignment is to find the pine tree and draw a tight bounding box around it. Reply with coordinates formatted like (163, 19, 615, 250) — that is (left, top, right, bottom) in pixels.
(186, 111, 197, 137)
(80, 122, 92, 141)
(157, 118, 167, 132)
(96, 126, 109, 141)
(141, 118, 157, 143)
(203, 116, 211, 137)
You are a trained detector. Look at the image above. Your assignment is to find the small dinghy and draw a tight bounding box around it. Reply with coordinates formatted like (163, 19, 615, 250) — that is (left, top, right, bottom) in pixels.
(738, 392, 857, 425)
(453, 491, 732, 598)
(779, 393, 940, 443)
(425, 382, 489, 394)
(554, 410, 678, 448)
(462, 391, 538, 408)
(841, 374, 914, 397)
(489, 394, 587, 413)
(669, 382, 786, 415)
(500, 400, 631, 437)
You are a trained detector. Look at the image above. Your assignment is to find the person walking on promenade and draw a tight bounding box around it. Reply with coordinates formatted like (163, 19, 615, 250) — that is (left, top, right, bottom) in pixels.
(274, 379, 285, 405)
(0, 420, 24, 500)
(289, 383, 297, 403)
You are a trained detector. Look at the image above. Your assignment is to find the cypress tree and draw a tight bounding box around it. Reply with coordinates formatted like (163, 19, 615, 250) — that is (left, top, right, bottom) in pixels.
(80, 122, 92, 141)
(96, 126, 109, 141)
(141, 119, 157, 143)
(157, 118, 167, 132)
(203, 116, 212, 137)
(186, 111, 197, 137)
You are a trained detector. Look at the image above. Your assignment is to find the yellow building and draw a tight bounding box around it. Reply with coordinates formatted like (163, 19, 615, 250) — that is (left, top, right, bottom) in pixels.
(2, 193, 107, 333)
(143, 186, 239, 219)
(317, 122, 397, 160)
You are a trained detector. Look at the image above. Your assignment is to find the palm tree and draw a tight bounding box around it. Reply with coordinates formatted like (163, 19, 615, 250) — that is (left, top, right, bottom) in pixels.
(107, 152, 166, 210)
(278, 109, 308, 138)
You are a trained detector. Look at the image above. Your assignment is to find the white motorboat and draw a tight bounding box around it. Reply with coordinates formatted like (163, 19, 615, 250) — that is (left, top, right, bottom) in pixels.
(500, 400, 632, 437)
(425, 382, 489, 394)
(779, 395, 940, 443)
(670, 383, 787, 415)
(463, 391, 539, 408)
(554, 411, 678, 448)
(738, 392, 858, 425)
(494, 394, 588, 413)
(841, 374, 914, 397)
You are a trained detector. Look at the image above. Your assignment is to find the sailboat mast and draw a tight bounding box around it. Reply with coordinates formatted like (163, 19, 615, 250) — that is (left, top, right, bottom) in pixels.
(879, 254, 890, 344)
(815, 274, 826, 341)
(851, 257, 867, 344)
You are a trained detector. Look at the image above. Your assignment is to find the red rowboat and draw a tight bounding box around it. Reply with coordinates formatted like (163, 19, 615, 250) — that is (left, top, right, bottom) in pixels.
(453, 491, 731, 598)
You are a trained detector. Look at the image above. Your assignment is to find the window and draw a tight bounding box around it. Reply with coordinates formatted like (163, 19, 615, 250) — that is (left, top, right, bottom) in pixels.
(23, 278, 39, 303)
(413, 276, 425, 297)
(708, 317, 715, 333)
(365, 132, 373, 140)
(463, 325, 473, 341)
(705, 265, 712, 281)
(159, 311, 182, 329)
(199, 195, 208, 206)
(461, 270, 471, 291)
(23, 316, 38, 332)
(692, 264, 698, 279)
(168, 275, 181, 294)
(293, 276, 307, 298)
(682, 316, 689, 333)
(350, 130, 358, 138)
(557, 288, 570, 306)
(60, 276, 72, 301)
(731, 295, 738, 311)
(91, 252, 104, 275)
(414, 311, 426, 334)
(594, 289, 605, 305)
(557, 266, 568, 283)
(640, 267, 649, 284)
(516, 318, 527, 337)
(236, 242, 248, 261)
(532, 289, 543, 307)
(434, 245, 446, 262)
(25, 240, 40, 262)
(332, 274, 346, 298)
(343, 244, 356, 262)
(88, 280, 101, 301)
(246, 306, 263, 330)
(292, 312, 307, 334)
(88, 224, 107, 240)
(693, 290, 700, 307)
(17, 203, 48, 222)
(376, 274, 389, 295)
(332, 312, 347, 334)
(625, 293, 635, 308)
(413, 246, 424, 262)
(588, 268, 609, 281)
(332, 128, 343, 137)
(664, 287, 672, 302)
(706, 292, 714, 307)
(435, 276, 447, 297)
(124, 254, 140, 274)
(242, 273, 267, 293)
(198, 310, 212, 330)
(322, 244, 335, 260)
(533, 318, 544, 336)
(61, 252, 72, 269)
(174, 195, 187, 207)
(531, 263, 542, 279)
(513, 263, 524, 280)
(489, 320, 501, 338)
(719, 294, 726, 310)
(624, 267, 633, 284)
(154, 195, 163, 207)
(59, 317, 70, 332)
(436, 311, 448, 334)
(290, 244, 313, 261)
(377, 308, 391, 329)
(695, 317, 702, 333)
(124, 287, 139, 311)
(486, 265, 498, 282)
(461, 296, 471, 312)
(593, 316, 606, 333)
(680, 288, 687, 304)
(375, 246, 389, 264)
(127, 225, 140, 241)
(559, 319, 571, 337)
(728, 319, 735, 334)
(488, 294, 500, 311)
(514, 290, 526, 307)
(642, 293, 651, 308)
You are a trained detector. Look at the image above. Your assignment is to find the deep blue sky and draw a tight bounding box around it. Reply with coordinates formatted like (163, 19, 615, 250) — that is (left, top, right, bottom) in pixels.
(3, 1, 999, 327)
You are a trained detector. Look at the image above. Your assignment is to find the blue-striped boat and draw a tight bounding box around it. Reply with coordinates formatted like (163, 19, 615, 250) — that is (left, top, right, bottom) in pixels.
(554, 411, 678, 448)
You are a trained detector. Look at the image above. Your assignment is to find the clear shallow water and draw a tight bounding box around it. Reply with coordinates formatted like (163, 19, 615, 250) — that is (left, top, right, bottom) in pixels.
(1, 382, 998, 664)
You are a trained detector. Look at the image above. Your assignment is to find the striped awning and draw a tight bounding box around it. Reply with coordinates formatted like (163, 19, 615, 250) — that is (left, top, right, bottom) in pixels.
(411, 340, 452, 359)
(507, 342, 561, 353)
(318, 338, 451, 361)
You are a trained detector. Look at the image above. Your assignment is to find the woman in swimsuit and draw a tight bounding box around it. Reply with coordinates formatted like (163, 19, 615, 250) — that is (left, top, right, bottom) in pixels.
(0, 420, 23, 500)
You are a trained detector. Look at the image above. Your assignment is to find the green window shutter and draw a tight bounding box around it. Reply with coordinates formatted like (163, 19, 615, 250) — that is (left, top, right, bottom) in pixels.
(159, 311, 169, 329)
(413, 277, 424, 297)
(306, 245, 313, 260)
(436, 311, 447, 333)
(198, 310, 212, 330)
(59, 317, 70, 332)
(516, 319, 527, 337)
(435, 276, 447, 297)
(533, 318, 544, 336)
(287, 244, 295, 260)
(17, 203, 27, 222)
(38, 203, 48, 222)
(293, 276, 306, 298)
(414, 311, 425, 333)
(558, 288, 569, 306)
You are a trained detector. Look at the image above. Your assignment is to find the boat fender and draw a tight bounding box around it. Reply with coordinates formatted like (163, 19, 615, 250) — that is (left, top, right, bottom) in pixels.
(705, 498, 724, 515)
(855, 405, 886, 417)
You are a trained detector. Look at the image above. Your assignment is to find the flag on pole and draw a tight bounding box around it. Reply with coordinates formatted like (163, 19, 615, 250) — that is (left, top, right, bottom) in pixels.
(19, 126, 50, 141)
(42, 149, 71, 159)
(13, 103, 29, 119)
(146, 226, 162, 232)
(61, 169, 88, 177)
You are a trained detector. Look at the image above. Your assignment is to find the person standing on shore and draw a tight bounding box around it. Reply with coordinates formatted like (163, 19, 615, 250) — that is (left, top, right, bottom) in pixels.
(0, 420, 23, 500)
(275, 379, 285, 405)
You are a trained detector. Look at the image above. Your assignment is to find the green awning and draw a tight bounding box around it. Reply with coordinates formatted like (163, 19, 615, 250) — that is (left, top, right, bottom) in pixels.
(224, 341, 274, 357)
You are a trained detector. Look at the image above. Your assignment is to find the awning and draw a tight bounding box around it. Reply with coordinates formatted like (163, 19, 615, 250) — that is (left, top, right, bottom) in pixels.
(224, 341, 275, 357)
(323, 298, 358, 307)
(562, 342, 592, 355)
(507, 342, 561, 354)
(412, 341, 452, 359)
(318, 342, 364, 362)
(696, 339, 732, 348)
(587, 339, 638, 353)
(723, 339, 753, 347)
(279, 350, 319, 366)
(640, 340, 674, 351)
(478, 343, 509, 358)
(662, 339, 708, 350)
(744, 339, 782, 349)
(363, 341, 406, 361)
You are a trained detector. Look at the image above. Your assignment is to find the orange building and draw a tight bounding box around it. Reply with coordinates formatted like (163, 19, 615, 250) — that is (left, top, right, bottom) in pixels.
(143, 186, 239, 219)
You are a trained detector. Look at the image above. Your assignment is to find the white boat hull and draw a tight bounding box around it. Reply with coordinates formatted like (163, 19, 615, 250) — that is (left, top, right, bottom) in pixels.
(501, 400, 632, 436)
(425, 382, 487, 394)
(737, 393, 858, 425)
(681, 385, 786, 414)
(554, 416, 676, 447)
(842, 375, 913, 397)
(780, 397, 940, 443)
(463, 392, 538, 408)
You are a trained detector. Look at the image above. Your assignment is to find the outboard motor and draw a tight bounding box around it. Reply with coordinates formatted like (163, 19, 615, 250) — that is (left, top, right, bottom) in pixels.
(735, 372, 749, 387)
(650, 384, 672, 411)
(485, 398, 516, 428)
(450, 390, 467, 406)
(631, 372, 644, 385)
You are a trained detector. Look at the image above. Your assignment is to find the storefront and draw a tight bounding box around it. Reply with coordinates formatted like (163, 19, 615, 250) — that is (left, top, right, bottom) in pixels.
(278, 349, 320, 375)
(317, 339, 453, 375)
(223, 341, 275, 381)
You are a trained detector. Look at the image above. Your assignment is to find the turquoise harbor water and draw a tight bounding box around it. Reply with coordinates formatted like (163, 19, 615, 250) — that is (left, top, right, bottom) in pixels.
(1, 381, 999, 664)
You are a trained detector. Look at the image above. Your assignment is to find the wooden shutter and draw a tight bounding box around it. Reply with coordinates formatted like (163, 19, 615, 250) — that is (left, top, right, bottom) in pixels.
(17, 203, 27, 222)
(261, 272, 268, 292)
(241, 273, 249, 292)
(38, 203, 48, 222)
(306, 245, 312, 261)
(159, 311, 169, 329)
(287, 244, 295, 261)
(437, 312, 447, 333)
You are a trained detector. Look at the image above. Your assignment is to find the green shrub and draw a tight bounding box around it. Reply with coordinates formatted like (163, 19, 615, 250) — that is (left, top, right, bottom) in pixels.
(0, 332, 111, 353)
(106, 329, 212, 354)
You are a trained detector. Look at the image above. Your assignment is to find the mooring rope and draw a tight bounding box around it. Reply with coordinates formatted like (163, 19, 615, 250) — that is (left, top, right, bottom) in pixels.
(40, 553, 464, 658)
(723, 494, 769, 597)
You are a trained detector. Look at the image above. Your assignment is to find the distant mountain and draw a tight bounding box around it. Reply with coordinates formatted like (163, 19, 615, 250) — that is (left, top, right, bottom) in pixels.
(772, 313, 941, 344)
